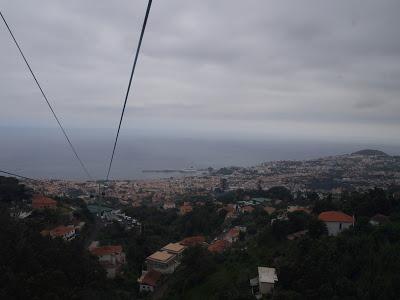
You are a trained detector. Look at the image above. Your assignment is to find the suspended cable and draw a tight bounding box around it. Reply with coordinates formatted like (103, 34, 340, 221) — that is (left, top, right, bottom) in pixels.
(0, 169, 39, 182)
(106, 0, 153, 180)
(0, 11, 92, 180)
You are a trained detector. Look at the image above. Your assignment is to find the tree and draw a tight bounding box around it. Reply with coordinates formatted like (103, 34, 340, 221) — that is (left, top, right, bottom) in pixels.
(308, 219, 327, 239)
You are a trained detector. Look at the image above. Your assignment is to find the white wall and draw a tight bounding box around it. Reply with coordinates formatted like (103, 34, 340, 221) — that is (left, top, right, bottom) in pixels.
(325, 221, 352, 236)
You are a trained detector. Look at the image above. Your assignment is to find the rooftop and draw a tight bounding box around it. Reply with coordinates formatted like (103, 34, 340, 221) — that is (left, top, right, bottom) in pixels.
(161, 243, 186, 253)
(50, 225, 74, 237)
(208, 240, 231, 253)
(138, 269, 162, 287)
(32, 195, 57, 205)
(147, 251, 175, 262)
(180, 236, 206, 247)
(318, 211, 354, 223)
(258, 267, 278, 284)
(90, 245, 123, 256)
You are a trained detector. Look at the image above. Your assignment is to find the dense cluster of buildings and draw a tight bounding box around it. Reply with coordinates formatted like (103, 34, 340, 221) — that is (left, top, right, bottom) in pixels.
(23, 152, 400, 212)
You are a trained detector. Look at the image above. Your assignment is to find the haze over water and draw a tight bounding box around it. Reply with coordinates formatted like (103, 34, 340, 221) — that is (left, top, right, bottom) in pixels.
(1, 127, 399, 180)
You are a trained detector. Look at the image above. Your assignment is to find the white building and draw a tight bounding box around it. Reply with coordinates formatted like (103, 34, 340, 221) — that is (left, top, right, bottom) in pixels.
(318, 211, 354, 236)
(138, 269, 162, 293)
(90, 245, 126, 278)
(49, 225, 76, 241)
(145, 251, 178, 274)
(251, 267, 278, 298)
(258, 267, 278, 295)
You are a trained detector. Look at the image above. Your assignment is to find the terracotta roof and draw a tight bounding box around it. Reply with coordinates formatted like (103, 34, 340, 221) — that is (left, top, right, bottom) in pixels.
(50, 225, 74, 237)
(138, 269, 162, 287)
(208, 240, 231, 253)
(264, 206, 276, 214)
(242, 205, 255, 213)
(90, 245, 123, 256)
(32, 195, 57, 206)
(225, 228, 240, 239)
(147, 251, 175, 262)
(180, 236, 206, 247)
(161, 243, 186, 253)
(318, 211, 354, 223)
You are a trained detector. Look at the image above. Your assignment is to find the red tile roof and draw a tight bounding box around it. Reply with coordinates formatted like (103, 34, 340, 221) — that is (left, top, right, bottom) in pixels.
(208, 240, 231, 253)
(90, 245, 123, 256)
(242, 205, 255, 213)
(318, 211, 354, 223)
(225, 228, 240, 239)
(32, 195, 57, 208)
(180, 236, 206, 247)
(50, 225, 74, 237)
(139, 269, 162, 287)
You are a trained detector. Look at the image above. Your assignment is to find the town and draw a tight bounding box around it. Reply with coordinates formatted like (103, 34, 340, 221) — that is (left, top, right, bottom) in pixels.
(2, 149, 400, 299)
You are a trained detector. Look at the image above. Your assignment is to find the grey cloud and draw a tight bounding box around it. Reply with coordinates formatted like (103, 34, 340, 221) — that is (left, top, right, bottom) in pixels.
(0, 0, 400, 144)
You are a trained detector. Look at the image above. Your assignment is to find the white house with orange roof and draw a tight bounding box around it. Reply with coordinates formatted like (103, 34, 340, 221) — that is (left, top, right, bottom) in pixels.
(49, 225, 76, 241)
(318, 211, 354, 236)
(90, 244, 126, 278)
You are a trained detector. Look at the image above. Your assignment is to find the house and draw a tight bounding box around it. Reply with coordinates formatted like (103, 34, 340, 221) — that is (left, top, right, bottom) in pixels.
(264, 206, 276, 215)
(138, 269, 162, 293)
(318, 211, 354, 236)
(370, 214, 389, 226)
(145, 251, 178, 274)
(208, 240, 231, 254)
(90, 245, 126, 278)
(258, 267, 278, 295)
(179, 202, 193, 215)
(287, 230, 308, 240)
(161, 243, 186, 260)
(49, 225, 76, 241)
(163, 201, 176, 210)
(32, 195, 57, 210)
(251, 267, 278, 298)
(241, 205, 255, 213)
(224, 228, 240, 243)
(287, 205, 311, 214)
(180, 235, 206, 247)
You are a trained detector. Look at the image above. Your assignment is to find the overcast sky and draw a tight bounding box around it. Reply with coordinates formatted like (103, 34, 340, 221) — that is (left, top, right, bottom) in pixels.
(1, 0, 400, 144)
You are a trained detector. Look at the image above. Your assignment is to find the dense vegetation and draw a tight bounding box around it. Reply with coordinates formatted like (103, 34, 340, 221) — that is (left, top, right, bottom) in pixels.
(3, 175, 400, 299)
(0, 177, 130, 299)
(163, 188, 400, 300)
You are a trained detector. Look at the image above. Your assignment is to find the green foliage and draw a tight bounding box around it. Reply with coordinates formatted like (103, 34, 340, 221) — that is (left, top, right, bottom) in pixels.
(0, 176, 30, 204)
(0, 210, 121, 299)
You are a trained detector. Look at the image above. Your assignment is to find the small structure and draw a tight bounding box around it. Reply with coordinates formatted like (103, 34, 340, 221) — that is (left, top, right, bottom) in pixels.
(32, 195, 57, 210)
(163, 201, 176, 210)
(241, 205, 255, 213)
(287, 230, 308, 241)
(180, 235, 206, 247)
(370, 214, 389, 226)
(208, 239, 231, 254)
(224, 228, 240, 243)
(138, 269, 162, 293)
(251, 267, 278, 297)
(179, 202, 193, 215)
(318, 211, 354, 236)
(264, 206, 276, 215)
(90, 245, 126, 278)
(161, 243, 186, 260)
(145, 251, 178, 274)
(49, 225, 76, 241)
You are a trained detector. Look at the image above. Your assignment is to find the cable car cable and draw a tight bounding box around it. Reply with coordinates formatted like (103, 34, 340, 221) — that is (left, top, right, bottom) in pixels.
(0, 11, 92, 180)
(105, 0, 153, 180)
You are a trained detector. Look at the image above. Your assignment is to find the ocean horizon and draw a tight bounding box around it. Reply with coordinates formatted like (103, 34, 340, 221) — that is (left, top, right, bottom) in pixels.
(1, 127, 400, 180)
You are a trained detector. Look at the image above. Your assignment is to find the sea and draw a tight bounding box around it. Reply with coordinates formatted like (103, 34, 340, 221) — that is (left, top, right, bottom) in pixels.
(1, 127, 399, 180)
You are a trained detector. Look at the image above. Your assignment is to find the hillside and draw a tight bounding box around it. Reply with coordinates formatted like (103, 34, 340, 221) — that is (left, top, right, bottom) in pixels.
(351, 149, 388, 156)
